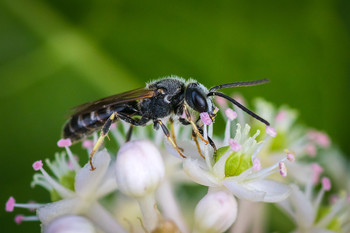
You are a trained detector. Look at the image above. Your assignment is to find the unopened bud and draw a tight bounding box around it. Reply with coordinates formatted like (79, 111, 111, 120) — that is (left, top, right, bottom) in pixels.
(44, 215, 96, 233)
(194, 191, 237, 233)
(115, 140, 165, 198)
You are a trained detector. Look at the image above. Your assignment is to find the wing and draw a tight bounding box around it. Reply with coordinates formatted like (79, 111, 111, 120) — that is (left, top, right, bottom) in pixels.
(70, 88, 155, 116)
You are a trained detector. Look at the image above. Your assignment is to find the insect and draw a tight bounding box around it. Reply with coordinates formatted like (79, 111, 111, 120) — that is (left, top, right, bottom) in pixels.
(63, 76, 270, 170)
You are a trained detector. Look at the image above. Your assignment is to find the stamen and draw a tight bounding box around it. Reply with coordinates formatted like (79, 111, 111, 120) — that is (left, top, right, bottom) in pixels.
(216, 97, 227, 108)
(322, 177, 331, 191)
(228, 139, 242, 152)
(223, 117, 233, 144)
(225, 109, 237, 121)
(307, 130, 330, 148)
(316, 133, 330, 148)
(14, 215, 39, 224)
(27, 201, 38, 212)
(32, 162, 74, 198)
(200, 112, 212, 125)
(5, 197, 43, 212)
(314, 177, 331, 216)
(6, 196, 15, 212)
(305, 144, 316, 157)
(67, 156, 79, 170)
(275, 110, 287, 122)
(253, 158, 261, 171)
(83, 140, 94, 150)
(32, 160, 43, 171)
(316, 197, 346, 229)
(279, 162, 287, 177)
(57, 138, 72, 147)
(311, 163, 323, 184)
(65, 147, 80, 172)
(244, 156, 288, 181)
(15, 215, 23, 224)
(265, 126, 277, 137)
(284, 149, 295, 162)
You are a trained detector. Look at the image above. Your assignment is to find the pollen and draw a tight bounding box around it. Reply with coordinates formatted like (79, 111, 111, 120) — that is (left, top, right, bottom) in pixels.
(311, 163, 323, 184)
(225, 108, 237, 121)
(57, 138, 72, 147)
(82, 140, 94, 149)
(284, 149, 295, 162)
(253, 158, 261, 171)
(15, 215, 24, 224)
(265, 126, 277, 137)
(5, 196, 15, 212)
(32, 160, 43, 171)
(322, 177, 331, 191)
(275, 110, 287, 122)
(200, 112, 212, 125)
(279, 162, 287, 177)
(228, 139, 242, 152)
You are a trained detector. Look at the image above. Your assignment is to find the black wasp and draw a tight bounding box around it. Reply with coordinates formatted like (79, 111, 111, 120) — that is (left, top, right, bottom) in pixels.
(63, 76, 270, 170)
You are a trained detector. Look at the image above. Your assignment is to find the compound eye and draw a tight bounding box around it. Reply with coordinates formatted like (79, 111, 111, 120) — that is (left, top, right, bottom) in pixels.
(191, 90, 208, 113)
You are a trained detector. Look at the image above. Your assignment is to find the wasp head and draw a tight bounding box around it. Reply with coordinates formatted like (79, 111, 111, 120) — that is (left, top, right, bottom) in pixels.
(185, 82, 216, 119)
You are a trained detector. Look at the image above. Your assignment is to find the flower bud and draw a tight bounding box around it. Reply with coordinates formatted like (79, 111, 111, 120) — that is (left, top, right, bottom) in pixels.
(194, 191, 237, 233)
(44, 215, 96, 233)
(115, 140, 165, 198)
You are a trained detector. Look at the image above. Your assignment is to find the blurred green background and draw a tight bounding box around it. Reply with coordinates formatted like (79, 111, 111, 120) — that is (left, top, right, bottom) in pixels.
(1, 0, 349, 232)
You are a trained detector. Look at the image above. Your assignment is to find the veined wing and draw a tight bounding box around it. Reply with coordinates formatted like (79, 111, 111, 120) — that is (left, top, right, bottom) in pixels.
(70, 88, 155, 115)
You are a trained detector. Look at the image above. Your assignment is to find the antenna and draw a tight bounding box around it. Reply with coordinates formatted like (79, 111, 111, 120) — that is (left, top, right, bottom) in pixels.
(209, 79, 269, 92)
(207, 91, 270, 126)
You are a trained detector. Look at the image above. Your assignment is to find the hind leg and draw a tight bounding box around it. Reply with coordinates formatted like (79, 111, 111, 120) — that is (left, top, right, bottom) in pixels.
(89, 112, 118, 170)
(89, 113, 150, 170)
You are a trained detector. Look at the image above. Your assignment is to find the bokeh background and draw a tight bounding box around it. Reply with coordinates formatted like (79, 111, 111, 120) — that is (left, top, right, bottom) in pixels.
(1, 0, 349, 232)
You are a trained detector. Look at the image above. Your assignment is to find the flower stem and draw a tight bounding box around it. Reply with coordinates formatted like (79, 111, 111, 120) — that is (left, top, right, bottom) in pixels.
(137, 193, 159, 232)
(157, 179, 189, 233)
(87, 203, 127, 233)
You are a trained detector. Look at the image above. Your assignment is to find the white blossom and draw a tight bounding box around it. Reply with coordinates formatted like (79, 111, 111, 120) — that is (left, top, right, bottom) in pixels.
(194, 190, 237, 233)
(167, 122, 291, 203)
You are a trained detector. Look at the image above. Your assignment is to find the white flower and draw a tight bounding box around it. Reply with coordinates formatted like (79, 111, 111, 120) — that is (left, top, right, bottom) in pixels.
(115, 140, 165, 197)
(194, 190, 237, 233)
(112, 123, 190, 233)
(115, 140, 165, 232)
(6, 96, 349, 233)
(167, 119, 291, 203)
(278, 164, 350, 233)
(7, 149, 126, 233)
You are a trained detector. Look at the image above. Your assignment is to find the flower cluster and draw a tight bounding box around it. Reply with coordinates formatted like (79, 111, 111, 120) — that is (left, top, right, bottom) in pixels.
(5, 97, 350, 233)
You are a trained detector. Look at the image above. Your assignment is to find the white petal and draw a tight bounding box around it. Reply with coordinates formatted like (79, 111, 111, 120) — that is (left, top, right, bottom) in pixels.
(75, 150, 111, 196)
(222, 179, 290, 202)
(183, 158, 219, 187)
(289, 184, 315, 229)
(96, 162, 118, 197)
(37, 198, 80, 225)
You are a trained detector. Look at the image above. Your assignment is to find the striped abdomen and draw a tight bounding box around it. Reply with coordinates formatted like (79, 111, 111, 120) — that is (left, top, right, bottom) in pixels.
(63, 105, 127, 142)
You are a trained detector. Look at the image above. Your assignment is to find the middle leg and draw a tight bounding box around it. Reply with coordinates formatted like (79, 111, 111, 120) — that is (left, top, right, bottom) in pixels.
(155, 120, 186, 158)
